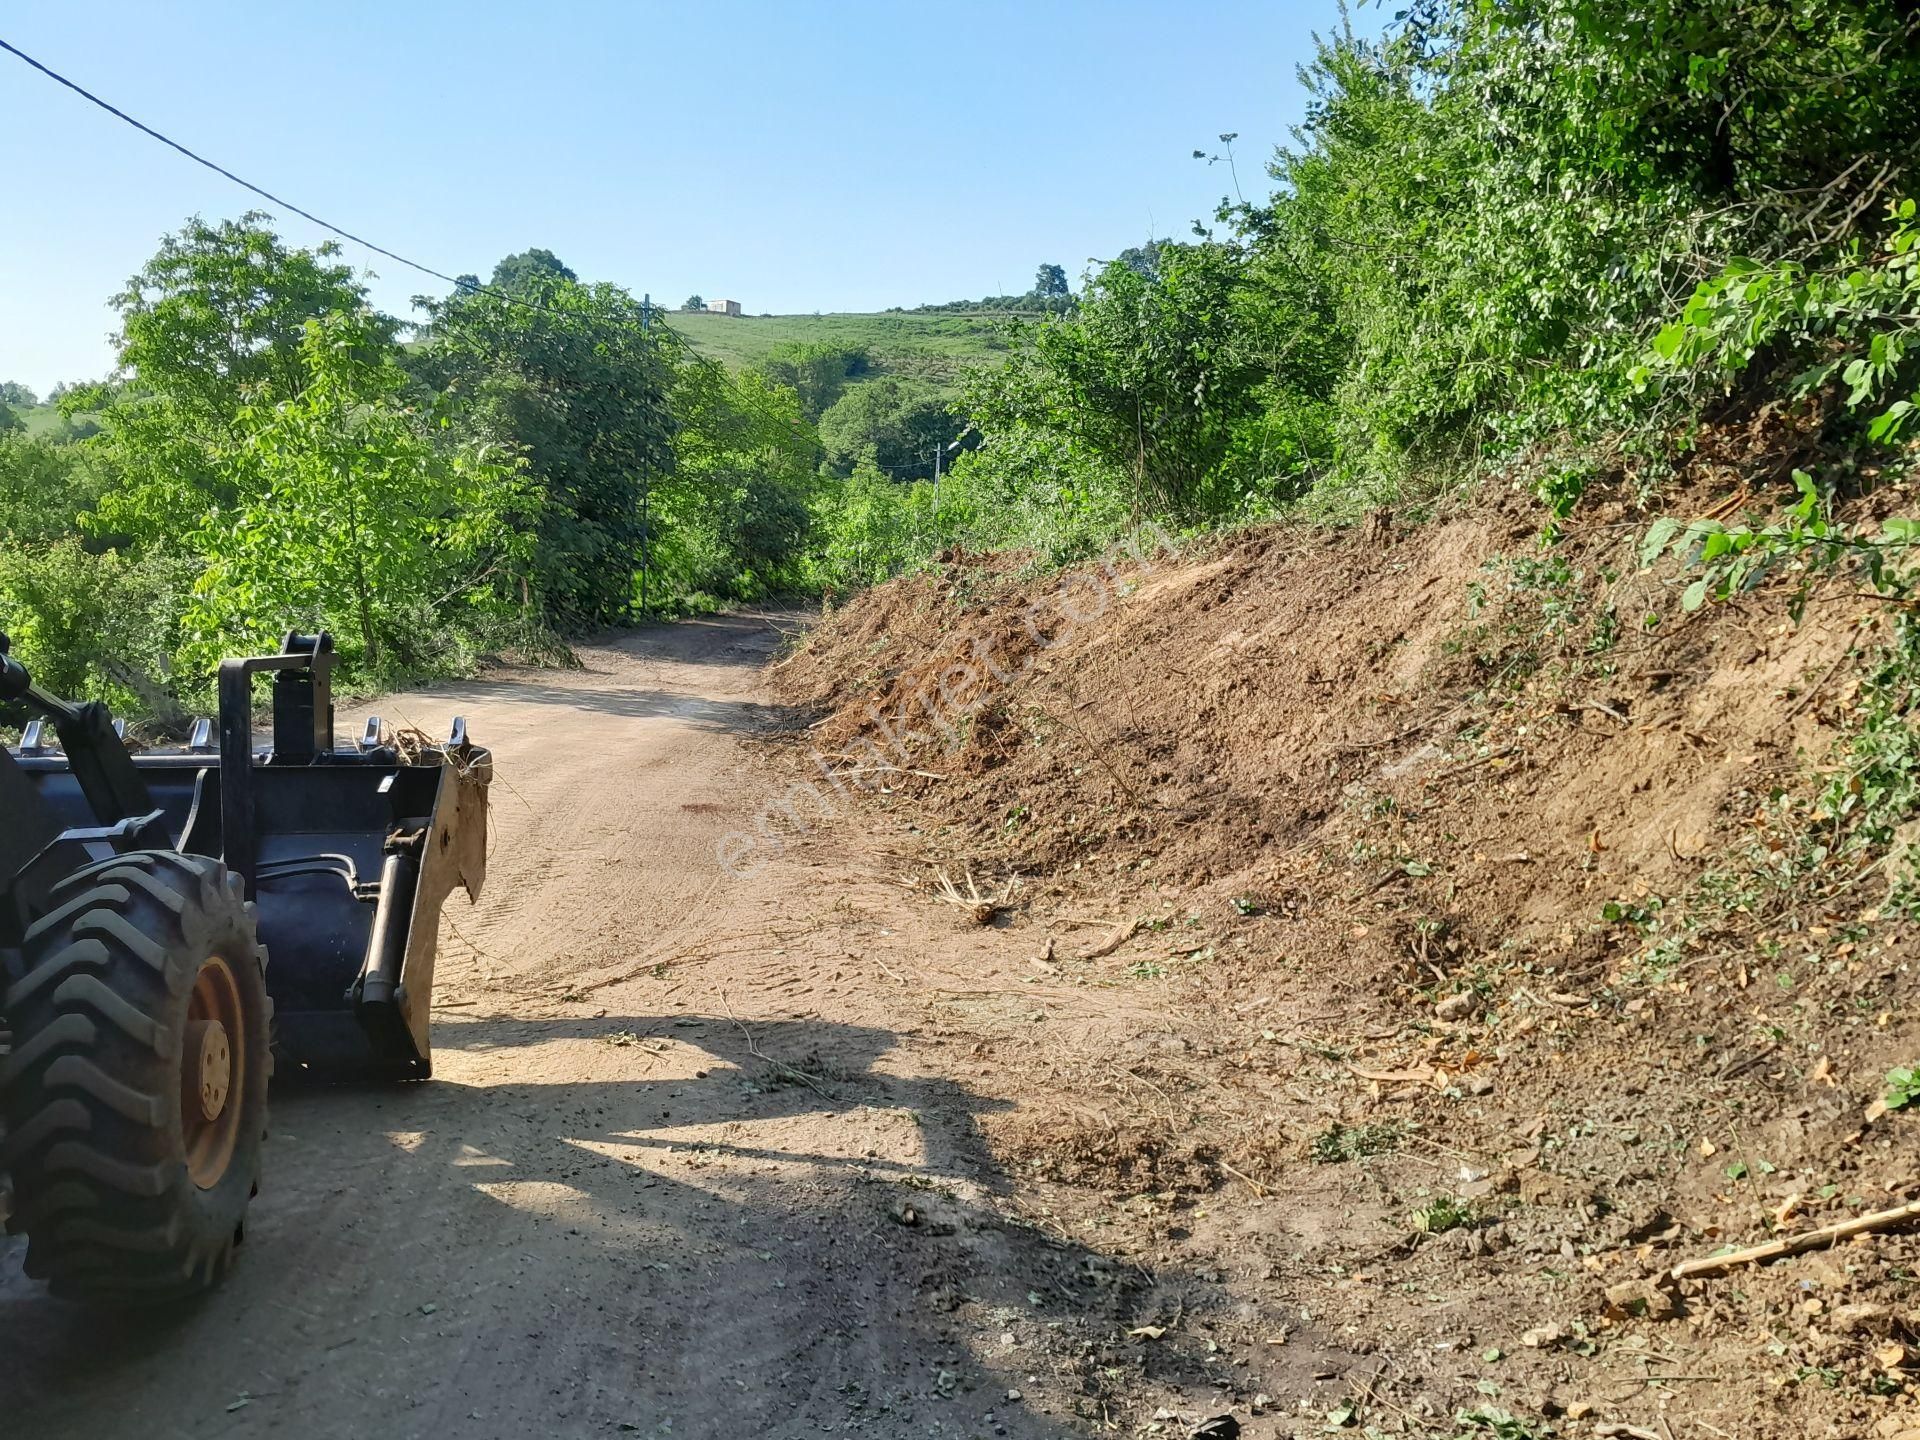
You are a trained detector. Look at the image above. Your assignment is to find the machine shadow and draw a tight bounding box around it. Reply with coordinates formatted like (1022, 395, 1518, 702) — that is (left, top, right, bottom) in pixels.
(0, 1012, 1244, 1439)
(456, 684, 812, 734)
(435, 1010, 1018, 1195)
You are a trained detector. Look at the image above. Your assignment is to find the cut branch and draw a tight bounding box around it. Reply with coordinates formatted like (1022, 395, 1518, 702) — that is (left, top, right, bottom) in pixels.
(1670, 1197, 1920, 1280)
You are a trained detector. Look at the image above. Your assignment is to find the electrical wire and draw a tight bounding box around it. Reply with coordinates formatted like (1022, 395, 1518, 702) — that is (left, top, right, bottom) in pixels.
(0, 34, 681, 340)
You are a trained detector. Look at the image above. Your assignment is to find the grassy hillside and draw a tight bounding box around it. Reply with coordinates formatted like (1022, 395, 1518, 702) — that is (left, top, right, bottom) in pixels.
(13, 402, 101, 441)
(18, 404, 65, 438)
(666, 309, 1026, 393)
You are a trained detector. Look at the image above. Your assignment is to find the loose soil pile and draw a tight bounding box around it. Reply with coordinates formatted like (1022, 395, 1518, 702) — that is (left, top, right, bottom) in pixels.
(772, 478, 1920, 1439)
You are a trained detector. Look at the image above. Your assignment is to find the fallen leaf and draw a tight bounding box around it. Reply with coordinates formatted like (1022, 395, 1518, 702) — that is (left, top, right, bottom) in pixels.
(1129, 1325, 1167, 1340)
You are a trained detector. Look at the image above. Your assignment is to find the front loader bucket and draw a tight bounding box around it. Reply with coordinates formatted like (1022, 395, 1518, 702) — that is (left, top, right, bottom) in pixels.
(239, 729, 490, 1080)
(6, 633, 489, 1080)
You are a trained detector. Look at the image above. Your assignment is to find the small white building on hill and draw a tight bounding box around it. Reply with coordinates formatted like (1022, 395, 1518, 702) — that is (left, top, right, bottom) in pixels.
(706, 298, 743, 317)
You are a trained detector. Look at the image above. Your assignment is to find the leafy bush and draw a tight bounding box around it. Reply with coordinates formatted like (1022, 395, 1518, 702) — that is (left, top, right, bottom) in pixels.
(806, 462, 930, 590)
(0, 540, 194, 710)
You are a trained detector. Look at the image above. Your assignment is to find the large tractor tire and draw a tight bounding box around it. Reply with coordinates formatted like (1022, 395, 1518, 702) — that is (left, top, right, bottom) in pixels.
(0, 850, 270, 1300)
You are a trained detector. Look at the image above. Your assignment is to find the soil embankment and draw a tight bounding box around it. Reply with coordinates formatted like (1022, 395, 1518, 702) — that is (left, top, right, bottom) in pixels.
(772, 486, 1920, 1439)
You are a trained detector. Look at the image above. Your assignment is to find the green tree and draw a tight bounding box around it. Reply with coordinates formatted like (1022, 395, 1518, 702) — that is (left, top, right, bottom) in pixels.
(0, 382, 37, 408)
(413, 263, 678, 627)
(90, 213, 387, 540)
(1034, 263, 1070, 299)
(683, 294, 706, 311)
(664, 363, 816, 597)
(972, 243, 1262, 517)
(818, 377, 958, 480)
(754, 342, 868, 422)
(112, 213, 388, 424)
(188, 312, 532, 670)
(489, 248, 577, 293)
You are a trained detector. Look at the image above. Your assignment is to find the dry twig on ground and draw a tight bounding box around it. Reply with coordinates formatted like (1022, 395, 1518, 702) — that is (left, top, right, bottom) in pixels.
(1670, 1197, 1920, 1280)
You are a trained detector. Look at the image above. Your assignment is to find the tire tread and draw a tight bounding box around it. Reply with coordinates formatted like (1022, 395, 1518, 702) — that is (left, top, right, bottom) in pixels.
(1, 850, 270, 1300)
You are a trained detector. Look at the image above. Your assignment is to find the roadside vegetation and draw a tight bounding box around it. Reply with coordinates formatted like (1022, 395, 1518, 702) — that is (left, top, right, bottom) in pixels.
(807, 0, 1920, 897)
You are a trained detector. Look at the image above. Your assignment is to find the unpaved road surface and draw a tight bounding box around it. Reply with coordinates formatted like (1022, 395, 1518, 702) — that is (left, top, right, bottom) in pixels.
(1, 614, 1269, 1439)
(0, 622, 1044, 1440)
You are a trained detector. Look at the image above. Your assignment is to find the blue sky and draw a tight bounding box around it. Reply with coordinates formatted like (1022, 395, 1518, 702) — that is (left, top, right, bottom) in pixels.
(1, 1, 1362, 394)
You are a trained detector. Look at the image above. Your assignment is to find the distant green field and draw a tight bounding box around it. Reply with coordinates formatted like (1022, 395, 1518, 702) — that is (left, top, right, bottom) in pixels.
(665, 309, 1028, 394)
(4, 310, 1027, 436)
(19, 403, 68, 438)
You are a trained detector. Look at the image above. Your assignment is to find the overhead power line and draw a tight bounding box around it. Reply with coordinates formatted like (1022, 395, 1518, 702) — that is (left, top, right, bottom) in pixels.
(0, 34, 679, 338)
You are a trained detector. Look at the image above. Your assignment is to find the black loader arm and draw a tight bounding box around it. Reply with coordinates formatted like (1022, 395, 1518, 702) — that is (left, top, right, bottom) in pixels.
(0, 631, 153, 825)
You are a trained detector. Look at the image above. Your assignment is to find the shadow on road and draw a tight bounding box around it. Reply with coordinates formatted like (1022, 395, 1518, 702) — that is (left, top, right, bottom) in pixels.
(473, 685, 812, 735)
(0, 1012, 1265, 1439)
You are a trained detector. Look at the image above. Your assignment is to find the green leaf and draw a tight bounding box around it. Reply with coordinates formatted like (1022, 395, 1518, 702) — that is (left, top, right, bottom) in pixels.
(1869, 400, 1914, 443)
(1681, 578, 1710, 612)
(1639, 517, 1680, 568)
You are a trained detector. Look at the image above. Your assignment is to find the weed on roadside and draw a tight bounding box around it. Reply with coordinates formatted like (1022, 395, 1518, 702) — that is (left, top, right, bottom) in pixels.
(1453, 1409, 1553, 1439)
(1310, 1122, 1403, 1164)
(1412, 1194, 1474, 1234)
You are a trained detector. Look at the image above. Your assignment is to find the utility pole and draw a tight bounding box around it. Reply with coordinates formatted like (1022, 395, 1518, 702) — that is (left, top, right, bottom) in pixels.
(931, 442, 941, 549)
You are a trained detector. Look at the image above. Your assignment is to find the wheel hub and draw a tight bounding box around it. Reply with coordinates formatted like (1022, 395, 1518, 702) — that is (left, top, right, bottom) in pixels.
(182, 956, 248, 1189)
(185, 1019, 231, 1122)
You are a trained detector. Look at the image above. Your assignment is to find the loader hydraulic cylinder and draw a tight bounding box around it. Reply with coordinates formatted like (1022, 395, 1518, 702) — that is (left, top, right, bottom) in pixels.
(358, 846, 422, 1011)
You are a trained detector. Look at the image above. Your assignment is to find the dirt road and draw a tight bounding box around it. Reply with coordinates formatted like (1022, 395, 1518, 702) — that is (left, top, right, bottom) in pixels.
(0, 614, 1274, 1440)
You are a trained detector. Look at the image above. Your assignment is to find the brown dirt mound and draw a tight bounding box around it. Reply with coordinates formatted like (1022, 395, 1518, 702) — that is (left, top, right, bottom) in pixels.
(772, 479, 1920, 1438)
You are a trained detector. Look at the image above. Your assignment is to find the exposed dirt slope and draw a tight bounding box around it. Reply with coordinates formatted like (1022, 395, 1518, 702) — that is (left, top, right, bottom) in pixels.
(773, 483, 1920, 1439)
